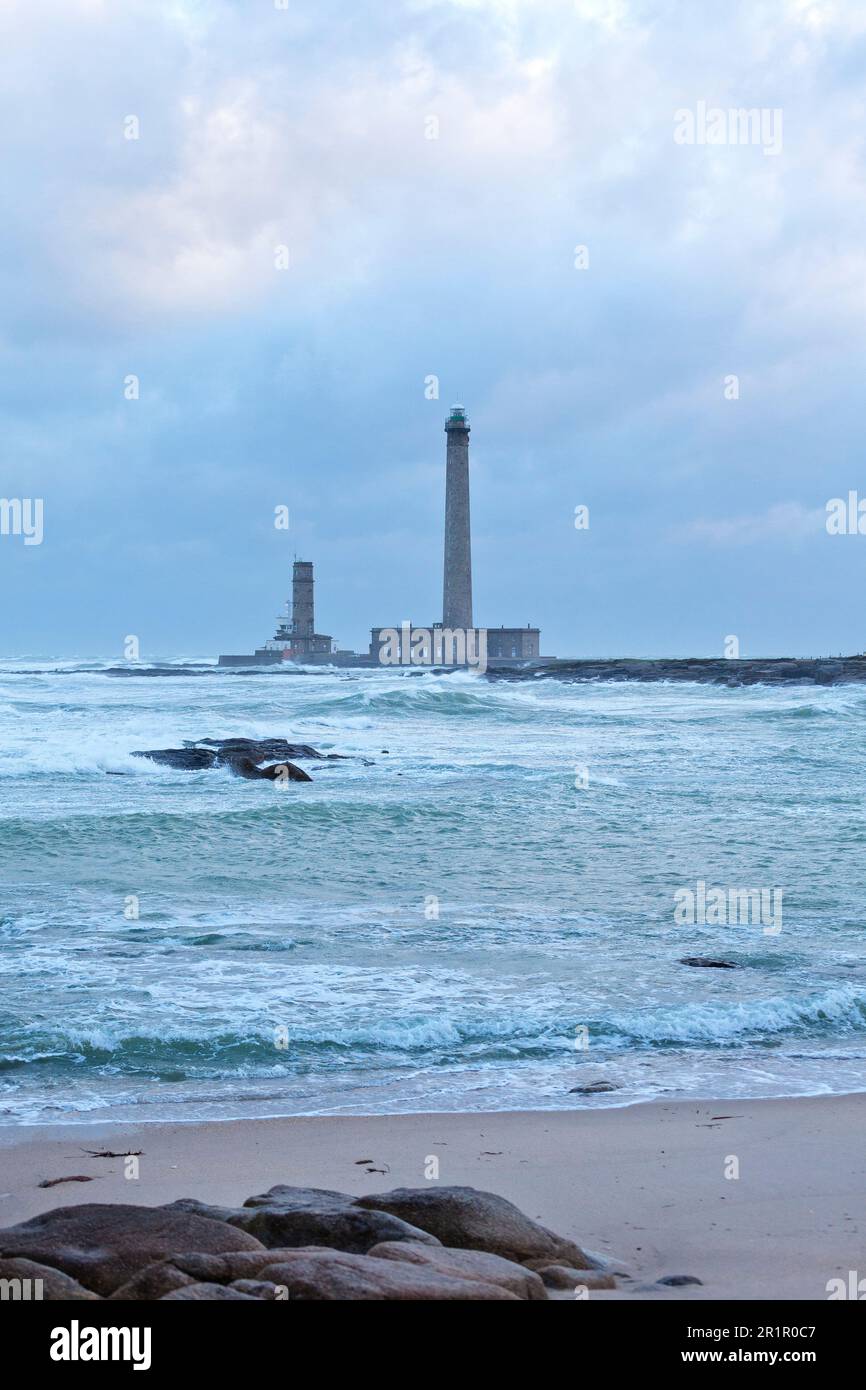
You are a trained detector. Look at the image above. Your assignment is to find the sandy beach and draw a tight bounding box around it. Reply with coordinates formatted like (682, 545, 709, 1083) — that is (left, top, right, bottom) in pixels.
(1, 1093, 862, 1300)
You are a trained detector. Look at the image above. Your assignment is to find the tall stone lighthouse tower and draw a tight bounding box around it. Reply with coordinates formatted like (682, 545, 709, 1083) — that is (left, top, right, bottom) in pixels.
(442, 404, 473, 630)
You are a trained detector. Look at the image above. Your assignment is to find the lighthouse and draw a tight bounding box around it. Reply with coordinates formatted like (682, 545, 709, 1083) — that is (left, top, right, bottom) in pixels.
(220, 404, 543, 668)
(442, 404, 473, 630)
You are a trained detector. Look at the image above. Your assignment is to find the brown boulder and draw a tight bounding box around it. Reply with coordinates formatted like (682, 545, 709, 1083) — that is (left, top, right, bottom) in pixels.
(110, 1261, 197, 1300)
(239, 1248, 519, 1299)
(162, 1283, 262, 1300)
(128, 1246, 517, 1300)
(111, 1247, 320, 1298)
(160, 1198, 240, 1225)
(0, 1204, 264, 1297)
(166, 1187, 439, 1254)
(367, 1240, 547, 1300)
(229, 1279, 284, 1298)
(0, 1256, 101, 1301)
(357, 1186, 595, 1269)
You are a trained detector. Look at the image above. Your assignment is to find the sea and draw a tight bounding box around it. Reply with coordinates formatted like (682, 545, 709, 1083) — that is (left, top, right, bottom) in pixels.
(1, 658, 864, 1125)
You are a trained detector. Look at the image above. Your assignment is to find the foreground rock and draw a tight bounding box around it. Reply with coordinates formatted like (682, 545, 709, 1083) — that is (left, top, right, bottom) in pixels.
(163, 1283, 262, 1301)
(356, 1186, 597, 1269)
(1, 1185, 606, 1300)
(367, 1240, 547, 1300)
(166, 1187, 440, 1255)
(0, 1256, 101, 1300)
(161, 1249, 520, 1300)
(111, 1249, 291, 1299)
(0, 1204, 264, 1297)
(115, 1246, 530, 1300)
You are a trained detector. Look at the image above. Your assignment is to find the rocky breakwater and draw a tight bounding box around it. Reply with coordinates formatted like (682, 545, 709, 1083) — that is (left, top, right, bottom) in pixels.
(491, 656, 866, 686)
(0, 1185, 616, 1300)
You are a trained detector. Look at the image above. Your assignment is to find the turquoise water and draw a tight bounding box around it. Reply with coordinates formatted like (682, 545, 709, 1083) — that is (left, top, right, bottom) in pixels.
(1, 659, 865, 1123)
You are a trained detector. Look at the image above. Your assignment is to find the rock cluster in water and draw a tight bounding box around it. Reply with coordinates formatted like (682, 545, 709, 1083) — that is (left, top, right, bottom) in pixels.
(130, 737, 351, 781)
(0, 1185, 615, 1300)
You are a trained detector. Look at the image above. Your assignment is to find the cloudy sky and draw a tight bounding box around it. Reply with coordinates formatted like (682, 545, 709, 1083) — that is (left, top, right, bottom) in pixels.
(2, 0, 865, 658)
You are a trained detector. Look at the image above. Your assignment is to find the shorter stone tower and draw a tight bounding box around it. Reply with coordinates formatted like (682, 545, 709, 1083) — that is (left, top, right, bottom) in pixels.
(292, 560, 315, 641)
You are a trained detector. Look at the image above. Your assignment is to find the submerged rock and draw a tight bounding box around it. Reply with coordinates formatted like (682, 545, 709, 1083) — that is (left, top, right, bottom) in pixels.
(679, 957, 737, 969)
